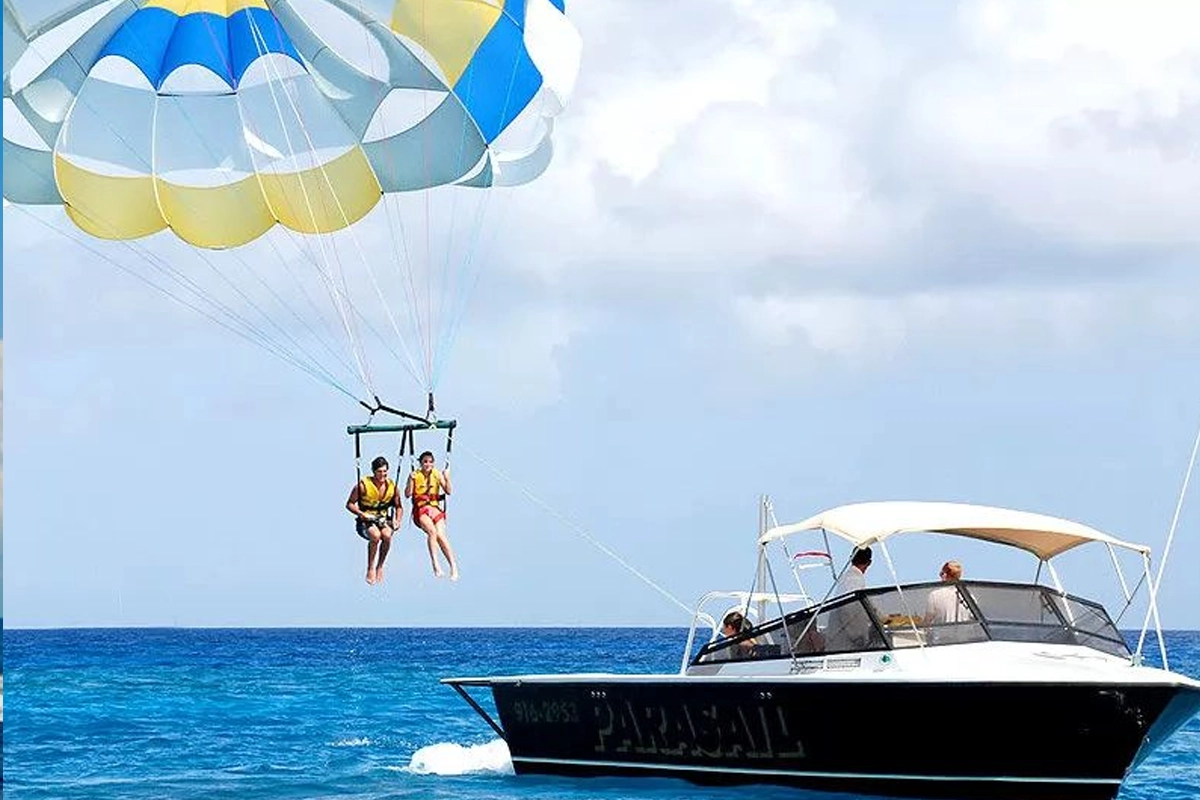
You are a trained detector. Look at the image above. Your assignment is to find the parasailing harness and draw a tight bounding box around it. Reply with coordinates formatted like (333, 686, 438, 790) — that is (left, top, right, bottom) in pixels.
(349, 392, 456, 519)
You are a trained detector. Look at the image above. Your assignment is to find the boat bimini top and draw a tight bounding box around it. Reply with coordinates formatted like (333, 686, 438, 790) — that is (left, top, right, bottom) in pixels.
(759, 500, 1150, 560)
(748, 500, 1170, 670)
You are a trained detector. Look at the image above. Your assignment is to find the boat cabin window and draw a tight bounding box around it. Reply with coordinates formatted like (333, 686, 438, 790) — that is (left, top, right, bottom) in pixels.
(691, 581, 1130, 664)
(696, 594, 892, 663)
(869, 583, 987, 648)
(965, 583, 1130, 658)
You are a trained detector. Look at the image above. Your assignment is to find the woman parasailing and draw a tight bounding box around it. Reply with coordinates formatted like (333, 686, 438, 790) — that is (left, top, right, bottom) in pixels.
(407, 449, 460, 581)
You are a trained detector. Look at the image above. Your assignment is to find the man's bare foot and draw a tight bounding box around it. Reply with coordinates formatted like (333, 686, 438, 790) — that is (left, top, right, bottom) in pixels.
(375, 566, 385, 583)
(366, 569, 377, 585)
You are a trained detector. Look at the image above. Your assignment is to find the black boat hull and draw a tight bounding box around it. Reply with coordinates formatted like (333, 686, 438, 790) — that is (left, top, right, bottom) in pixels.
(480, 678, 1200, 800)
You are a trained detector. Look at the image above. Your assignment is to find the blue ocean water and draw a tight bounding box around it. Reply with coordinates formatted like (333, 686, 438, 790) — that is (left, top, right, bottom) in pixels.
(3, 627, 1198, 800)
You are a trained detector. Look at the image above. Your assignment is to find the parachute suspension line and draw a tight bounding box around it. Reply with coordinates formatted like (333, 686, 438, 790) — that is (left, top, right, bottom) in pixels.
(247, 13, 429, 398)
(241, 15, 380, 399)
(459, 441, 694, 618)
(20, 211, 357, 405)
(5, 33, 359, 396)
(10, 204, 360, 402)
(430, 36, 528, 392)
(141, 104, 364, 390)
(273, 224, 428, 387)
(163, 234, 364, 394)
(15, 31, 367, 396)
(360, 21, 436, 393)
(154, 69, 363, 380)
(430, 190, 479, 390)
(432, 184, 514, 390)
(16, 203, 347, 398)
(196, 240, 359, 385)
(430, 171, 491, 391)
(433, 56, 483, 380)
(255, 226, 371, 382)
(379, 204, 430, 391)
(377, 192, 429, 390)
(421, 0, 435, 384)
(356, 12, 435, 394)
(225, 67, 373, 397)
(241, 14, 377, 395)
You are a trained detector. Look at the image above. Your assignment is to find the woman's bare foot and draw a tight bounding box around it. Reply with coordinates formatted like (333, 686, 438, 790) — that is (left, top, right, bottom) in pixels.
(366, 568, 377, 585)
(375, 566, 385, 583)
(449, 566, 460, 581)
(433, 565, 445, 578)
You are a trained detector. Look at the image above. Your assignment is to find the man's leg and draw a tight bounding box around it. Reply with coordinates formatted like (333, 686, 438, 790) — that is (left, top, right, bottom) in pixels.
(366, 525, 382, 584)
(375, 525, 394, 582)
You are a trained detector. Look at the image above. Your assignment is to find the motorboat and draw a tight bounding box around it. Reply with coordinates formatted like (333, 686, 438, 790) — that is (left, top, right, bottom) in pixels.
(443, 499, 1200, 800)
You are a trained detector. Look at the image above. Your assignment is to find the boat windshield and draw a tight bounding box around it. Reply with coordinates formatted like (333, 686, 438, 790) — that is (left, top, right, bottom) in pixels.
(694, 580, 1131, 664)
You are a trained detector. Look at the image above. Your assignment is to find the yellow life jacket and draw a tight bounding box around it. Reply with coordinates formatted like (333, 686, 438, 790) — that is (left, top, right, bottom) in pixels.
(411, 468, 444, 509)
(359, 476, 397, 516)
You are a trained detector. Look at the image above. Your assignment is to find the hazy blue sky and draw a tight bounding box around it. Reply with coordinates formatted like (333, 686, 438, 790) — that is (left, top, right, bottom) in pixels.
(4, 0, 1200, 631)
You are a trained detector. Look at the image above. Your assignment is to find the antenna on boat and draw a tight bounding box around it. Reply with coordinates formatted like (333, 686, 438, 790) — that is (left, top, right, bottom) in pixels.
(1135, 413, 1200, 667)
(756, 494, 770, 623)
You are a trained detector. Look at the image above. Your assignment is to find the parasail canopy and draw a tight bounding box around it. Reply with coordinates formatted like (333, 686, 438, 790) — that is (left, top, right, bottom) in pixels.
(5, 0, 583, 403)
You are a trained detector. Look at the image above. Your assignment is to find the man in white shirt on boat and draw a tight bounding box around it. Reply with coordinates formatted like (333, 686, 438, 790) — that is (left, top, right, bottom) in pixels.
(824, 547, 875, 651)
(833, 548, 872, 596)
(924, 560, 968, 625)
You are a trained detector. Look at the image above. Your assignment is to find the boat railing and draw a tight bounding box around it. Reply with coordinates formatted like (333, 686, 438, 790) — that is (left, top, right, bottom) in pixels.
(679, 590, 816, 674)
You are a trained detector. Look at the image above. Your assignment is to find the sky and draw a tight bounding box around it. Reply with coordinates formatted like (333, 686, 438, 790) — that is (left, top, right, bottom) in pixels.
(3, 0, 1200, 632)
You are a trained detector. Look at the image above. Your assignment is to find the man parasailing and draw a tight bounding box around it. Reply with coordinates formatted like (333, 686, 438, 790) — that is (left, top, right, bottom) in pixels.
(346, 456, 403, 585)
(406, 450, 460, 581)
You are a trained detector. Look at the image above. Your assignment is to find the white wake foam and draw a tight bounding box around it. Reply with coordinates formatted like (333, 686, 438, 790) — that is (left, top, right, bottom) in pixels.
(406, 739, 514, 775)
(330, 737, 371, 747)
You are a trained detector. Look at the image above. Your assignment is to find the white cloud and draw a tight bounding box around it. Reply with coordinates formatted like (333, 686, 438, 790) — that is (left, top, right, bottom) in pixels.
(512, 0, 920, 283)
(571, 0, 838, 183)
(518, 0, 1200, 311)
(437, 304, 592, 413)
(735, 276, 1200, 363)
(907, 0, 1200, 246)
(522, 0, 1200, 367)
(962, 0, 1200, 63)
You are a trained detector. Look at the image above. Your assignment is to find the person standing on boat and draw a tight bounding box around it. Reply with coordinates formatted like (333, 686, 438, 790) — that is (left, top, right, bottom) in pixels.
(833, 547, 872, 596)
(406, 450, 460, 581)
(924, 560, 967, 624)
(346, 456, 403, 585)
(825, 547, 874, 651)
